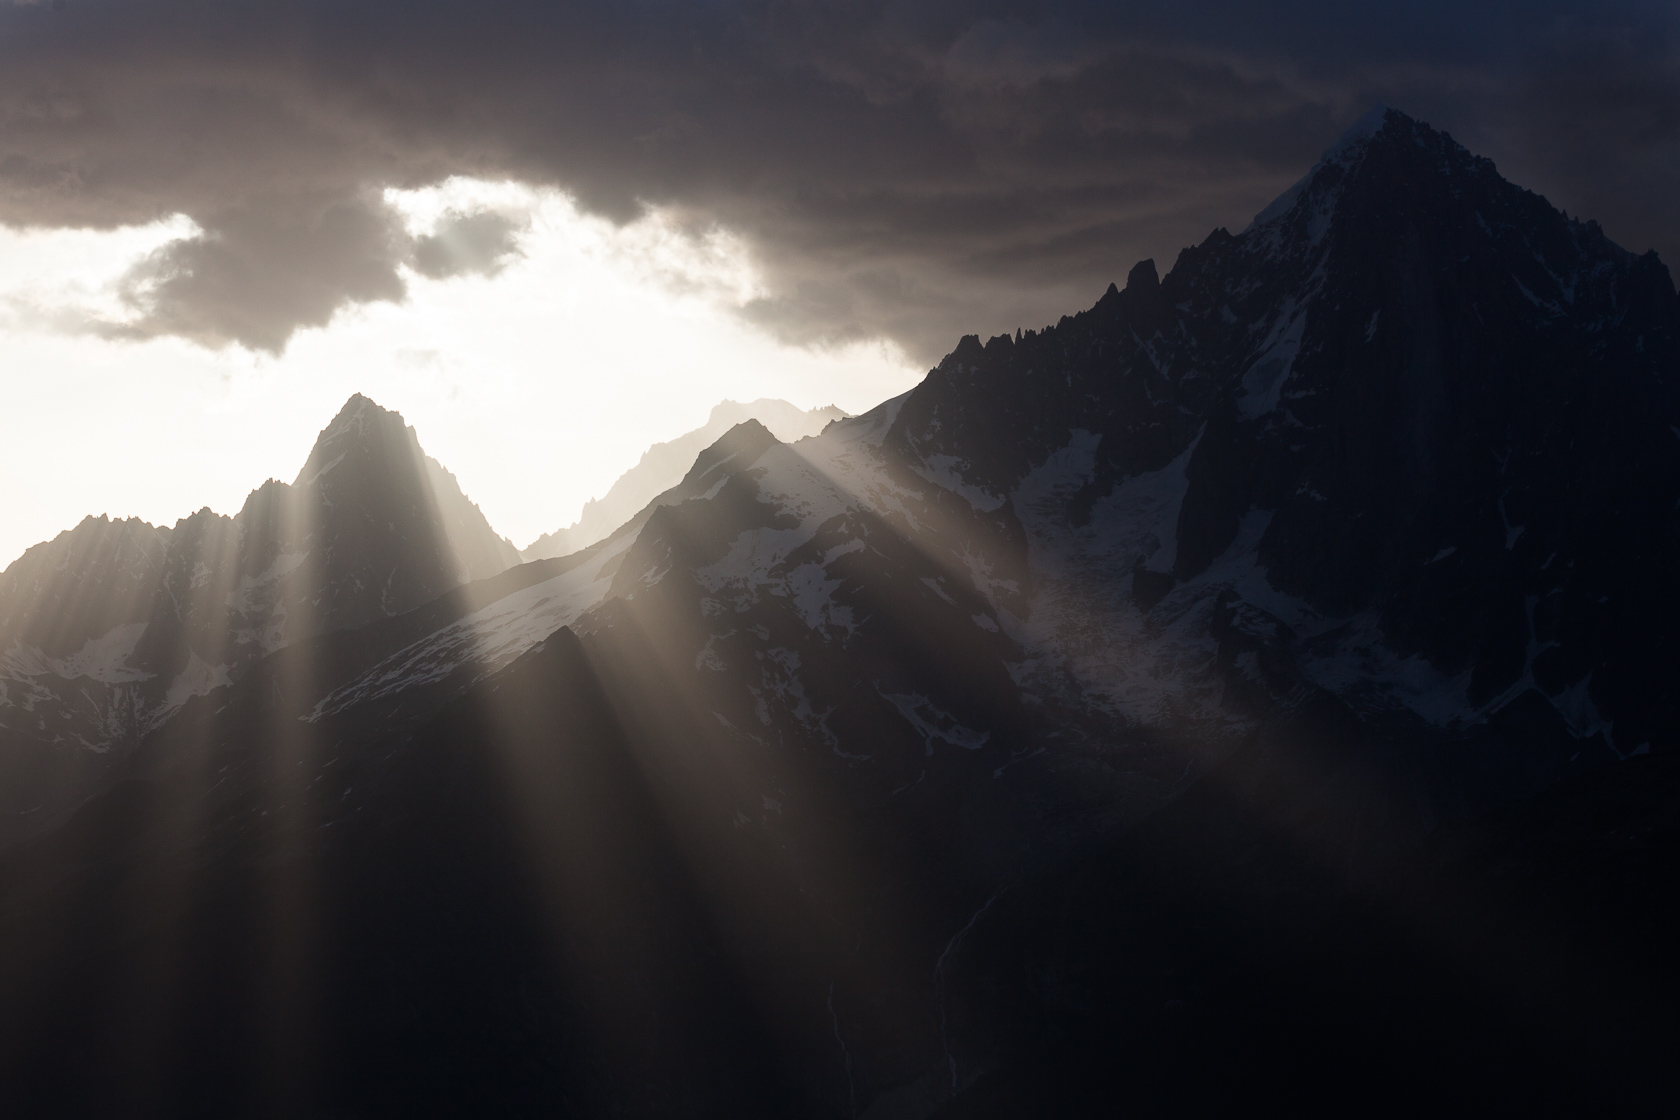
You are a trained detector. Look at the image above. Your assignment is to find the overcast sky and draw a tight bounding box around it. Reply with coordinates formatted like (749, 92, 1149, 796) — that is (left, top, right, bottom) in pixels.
(2, 0, 1676, 567)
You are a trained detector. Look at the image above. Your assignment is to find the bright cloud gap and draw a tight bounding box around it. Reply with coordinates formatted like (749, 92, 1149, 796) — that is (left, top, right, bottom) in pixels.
(0, 180, 922, 571)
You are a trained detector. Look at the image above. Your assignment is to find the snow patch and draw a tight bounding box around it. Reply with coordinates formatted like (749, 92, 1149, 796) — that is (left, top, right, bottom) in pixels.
(298, 450, 348, 489)
(1239, 301, 1309, 420)
(825, 390, 909, 449)
(225, 550, 307, 616)
(786, 562, 856, 638)
(916, 454, 1006, 512)
(1000, 429, 1297, 739)
(45, 622, 151, 684)
(920, 576, 957, 605)
(308, 538, 629, 718)
(1552, 673, 1608, 739)
(879, 689, 990, 752)
(695, 631, 732, 671)
(165, 652, 233, 711)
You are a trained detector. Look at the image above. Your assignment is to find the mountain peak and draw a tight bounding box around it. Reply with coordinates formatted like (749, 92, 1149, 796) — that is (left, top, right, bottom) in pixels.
(1327, 103, 1392, 157)
(679, 419, 779, 490)
(335, 390, 383, 419)
(522, 399, 853, 562)
(294, 394, 412, 489)
(319, 391, 394, 439)
(1245, 105, 1403, 233)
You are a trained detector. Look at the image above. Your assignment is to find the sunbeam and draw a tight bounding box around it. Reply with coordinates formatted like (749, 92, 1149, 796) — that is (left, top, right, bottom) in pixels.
(3, 79, 1679, 1117)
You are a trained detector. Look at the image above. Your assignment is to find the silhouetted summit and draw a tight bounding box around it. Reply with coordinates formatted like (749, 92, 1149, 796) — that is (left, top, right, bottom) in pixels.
(893, 106, 1677, 768)
(282, 392, 519, 629)
(0, 395, 517, 835)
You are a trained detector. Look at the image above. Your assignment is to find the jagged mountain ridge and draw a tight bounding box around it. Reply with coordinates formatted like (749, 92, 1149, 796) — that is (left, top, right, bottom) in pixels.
(891, 106, 1678, 771)
(0, 394, 518, 834)
(261, 106, 1677, 1108)
(0, 108, 1676, 1116)
(521, 398, 847, 561)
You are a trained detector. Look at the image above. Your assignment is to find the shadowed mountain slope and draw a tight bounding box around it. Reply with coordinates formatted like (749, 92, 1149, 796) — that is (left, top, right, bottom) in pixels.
(0, 110, 1677, 1117)
(888, 107, 1679, 777)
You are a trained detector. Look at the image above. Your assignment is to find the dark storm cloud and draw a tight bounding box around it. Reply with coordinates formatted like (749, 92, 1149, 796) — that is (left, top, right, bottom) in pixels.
(0, 1, 1675, 361)
(108, 196, 407, 351)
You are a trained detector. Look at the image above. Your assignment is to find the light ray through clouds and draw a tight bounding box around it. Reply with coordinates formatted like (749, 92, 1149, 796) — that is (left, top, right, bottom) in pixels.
(0, 180, 922, 573)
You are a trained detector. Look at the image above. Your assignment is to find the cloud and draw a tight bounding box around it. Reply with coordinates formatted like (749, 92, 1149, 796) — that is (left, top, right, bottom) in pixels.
(411, 210, 525, 281)
(0, 1, 1675, 363)
(1505, 33, 1680, 257)
(106, 196, 407, 351)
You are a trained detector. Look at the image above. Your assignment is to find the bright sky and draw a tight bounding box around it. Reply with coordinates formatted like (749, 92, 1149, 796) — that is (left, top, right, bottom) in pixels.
(0, 180, 923, 570)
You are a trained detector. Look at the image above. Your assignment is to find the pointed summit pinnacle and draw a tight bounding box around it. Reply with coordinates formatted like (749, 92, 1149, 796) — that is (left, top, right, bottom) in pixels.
(321, 392, 388, 437)
(293, 395, 415, 490)
(1244, 105, 1403, 234)
(1325, 104, 1391, 159)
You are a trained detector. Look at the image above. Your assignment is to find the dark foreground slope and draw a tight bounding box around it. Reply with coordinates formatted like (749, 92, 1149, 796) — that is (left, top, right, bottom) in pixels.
(0, 631, 792, 1117)
(2, 620, 1673, 1117)
(935, 717, 1680, 1117)
(1, 109, 1678, 1117)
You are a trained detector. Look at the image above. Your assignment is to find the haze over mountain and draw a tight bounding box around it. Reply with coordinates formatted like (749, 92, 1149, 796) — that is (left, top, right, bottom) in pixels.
(0, 110, 1676, 1117)
(522, 399, 846, 561)
(0, 394, 517, 835)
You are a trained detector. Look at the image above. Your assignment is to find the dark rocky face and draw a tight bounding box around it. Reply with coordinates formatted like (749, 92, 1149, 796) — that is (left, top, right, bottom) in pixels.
(891, 107, 1679, 768)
